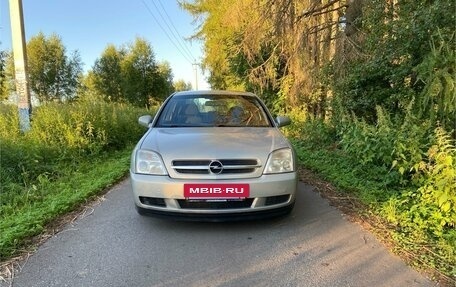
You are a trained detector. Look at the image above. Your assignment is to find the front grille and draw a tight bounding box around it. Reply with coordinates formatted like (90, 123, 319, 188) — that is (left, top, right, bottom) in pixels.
(173, 160, 209, 166)
(174, 168, 209, 174)
(177, 199, 254, 209)
(172, 159, 260, 175)
(264, 195, 290, 206)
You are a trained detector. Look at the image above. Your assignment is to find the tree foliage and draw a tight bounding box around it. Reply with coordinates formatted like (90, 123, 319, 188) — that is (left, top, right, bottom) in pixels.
(330, 0, 456, 127)
(155, 61, 175, 100)
(5, 32, 83, 103)
(0, 49, 8, 101)
(90, 38, 174, 107)
(173, 79, 192, 92)
(181, 0, 345, 113)
(182, 4, 456, 279)
(182, 0, 455, 126)
(92, 45, 124, 102)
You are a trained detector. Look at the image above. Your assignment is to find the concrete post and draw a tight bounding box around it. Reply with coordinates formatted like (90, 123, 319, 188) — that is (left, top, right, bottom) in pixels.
(9, 0, 31, 132)
(192, 63, 198, 90)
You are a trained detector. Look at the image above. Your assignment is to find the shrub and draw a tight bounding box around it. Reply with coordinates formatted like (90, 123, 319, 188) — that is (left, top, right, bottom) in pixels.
(0, 99, 149, 190)
(414, 31, 456, 133)
(292, 106, 456, 278)
(26, 101, 150, 155)
(381, 127, 456, 276)
(389, 127, 456, 235)
(336, 106, 433, 186)
(0, 103, 20, 140)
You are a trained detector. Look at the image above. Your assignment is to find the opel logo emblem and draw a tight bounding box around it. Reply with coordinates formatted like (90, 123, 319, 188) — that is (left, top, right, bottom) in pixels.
(209, 160, 223, 174)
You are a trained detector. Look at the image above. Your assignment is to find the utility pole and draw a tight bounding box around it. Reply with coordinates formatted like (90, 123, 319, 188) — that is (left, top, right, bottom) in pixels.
(9, 0, 31, 132)
(192, 63, 198, 90)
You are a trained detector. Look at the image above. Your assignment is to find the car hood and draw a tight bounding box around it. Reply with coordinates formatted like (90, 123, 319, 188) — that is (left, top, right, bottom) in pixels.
(139, 127, 291, 178)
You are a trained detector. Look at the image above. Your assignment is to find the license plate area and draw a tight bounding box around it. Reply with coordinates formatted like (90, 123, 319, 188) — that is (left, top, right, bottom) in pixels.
(184, 183, 250, 199)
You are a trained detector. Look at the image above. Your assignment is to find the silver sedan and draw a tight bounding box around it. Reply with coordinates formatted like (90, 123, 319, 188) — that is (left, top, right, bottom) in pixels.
(130, 90, 297, 221)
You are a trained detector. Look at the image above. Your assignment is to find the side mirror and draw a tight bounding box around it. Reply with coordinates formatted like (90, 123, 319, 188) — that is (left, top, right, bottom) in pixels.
(275, 116, 291, 127)
(138, 115, 153, 128)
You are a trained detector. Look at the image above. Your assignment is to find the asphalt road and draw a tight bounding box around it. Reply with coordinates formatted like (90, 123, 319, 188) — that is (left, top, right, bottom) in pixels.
(2, 180, 434, 287)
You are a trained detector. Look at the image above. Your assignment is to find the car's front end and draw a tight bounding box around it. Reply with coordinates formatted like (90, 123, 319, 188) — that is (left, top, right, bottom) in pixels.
(130, 91, 298, 221)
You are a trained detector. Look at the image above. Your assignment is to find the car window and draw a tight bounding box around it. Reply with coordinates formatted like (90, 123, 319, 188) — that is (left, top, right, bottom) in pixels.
(156, 94, 272, 127)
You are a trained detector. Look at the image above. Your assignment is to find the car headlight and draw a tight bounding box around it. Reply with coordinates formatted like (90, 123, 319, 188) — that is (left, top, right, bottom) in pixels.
(264, 148, 294, 174)
(135, 150, 168, 175)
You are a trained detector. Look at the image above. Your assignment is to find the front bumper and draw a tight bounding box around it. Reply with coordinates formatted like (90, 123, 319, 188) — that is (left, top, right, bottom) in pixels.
(130, 171, 298, 221)
(135, 203, 295, 222)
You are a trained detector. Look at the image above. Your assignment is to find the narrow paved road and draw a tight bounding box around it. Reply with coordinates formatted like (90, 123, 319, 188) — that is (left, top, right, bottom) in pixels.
(2, 180, 433, 287)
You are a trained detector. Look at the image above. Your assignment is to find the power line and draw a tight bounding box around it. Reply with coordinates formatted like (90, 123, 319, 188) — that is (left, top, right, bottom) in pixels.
(140, 0, 194, 64)
(151, 0, 195, 61)
(155, 0, 195, 61)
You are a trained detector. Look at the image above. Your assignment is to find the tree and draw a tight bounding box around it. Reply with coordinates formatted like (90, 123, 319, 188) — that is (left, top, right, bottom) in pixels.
(22, 32, 82, 102)
(0, 48, 8, 100)
(121, 38, 159, 107)
(180, 0, 253, 92)
(77, 71, 103, 102)
(182, 0, 455, 125)
(92, 45, 125, 102)
(330, 0, 456, 125)
(155, 61, 175, 100)
(91, 37, 172, 107)
(174, 79, 192, 91)
(181, 0, 344, 114)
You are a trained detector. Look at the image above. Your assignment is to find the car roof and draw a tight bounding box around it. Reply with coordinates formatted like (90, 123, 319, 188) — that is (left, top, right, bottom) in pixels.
(171, 90, 257, 98)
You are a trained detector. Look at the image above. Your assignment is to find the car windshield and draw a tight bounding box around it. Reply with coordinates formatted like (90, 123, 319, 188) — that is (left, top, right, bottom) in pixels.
(155, 94, 273, 127)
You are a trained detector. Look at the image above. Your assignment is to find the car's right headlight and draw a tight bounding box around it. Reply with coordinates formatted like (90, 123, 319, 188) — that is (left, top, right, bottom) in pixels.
(135, 150, 168, 175)
(263, 148, 294, 174)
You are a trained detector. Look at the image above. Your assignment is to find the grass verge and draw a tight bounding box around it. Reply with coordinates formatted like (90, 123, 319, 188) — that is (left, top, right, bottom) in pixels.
(0, 146, 132, 261)
(293, 140, 455, 286)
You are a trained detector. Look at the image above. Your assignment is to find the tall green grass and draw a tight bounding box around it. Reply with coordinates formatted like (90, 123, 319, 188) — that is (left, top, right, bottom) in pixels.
(0, 100, 151, 259)
(291, 109, 456, 281)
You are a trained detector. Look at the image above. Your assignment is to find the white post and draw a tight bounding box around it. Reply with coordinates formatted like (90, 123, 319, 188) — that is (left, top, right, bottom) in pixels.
(192, 63, 198, 90)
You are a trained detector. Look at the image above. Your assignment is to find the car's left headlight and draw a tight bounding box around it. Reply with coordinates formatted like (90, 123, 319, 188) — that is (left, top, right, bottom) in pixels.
(264, 148, 294, 174)
(135, 149, 168, 175)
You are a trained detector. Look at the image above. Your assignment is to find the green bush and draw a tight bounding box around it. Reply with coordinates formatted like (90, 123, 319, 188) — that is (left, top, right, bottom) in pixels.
(0, 98, 152, 259)
(290, 104, 456, 278)
(336, 105, 434, 186)
(3, 101, 147, 174)
(282, 105, 307, 138)
(0, 100, 149, 218)
(414, 32, 456, 133)
(27, 100, 150, 154)
(381, 127, 456, 276)
(338, 109, 395, 167)
(0, 103, 20, 140)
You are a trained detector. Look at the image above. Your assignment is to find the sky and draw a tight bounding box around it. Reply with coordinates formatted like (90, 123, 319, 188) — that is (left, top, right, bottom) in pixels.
(0, 0, 210, 90)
